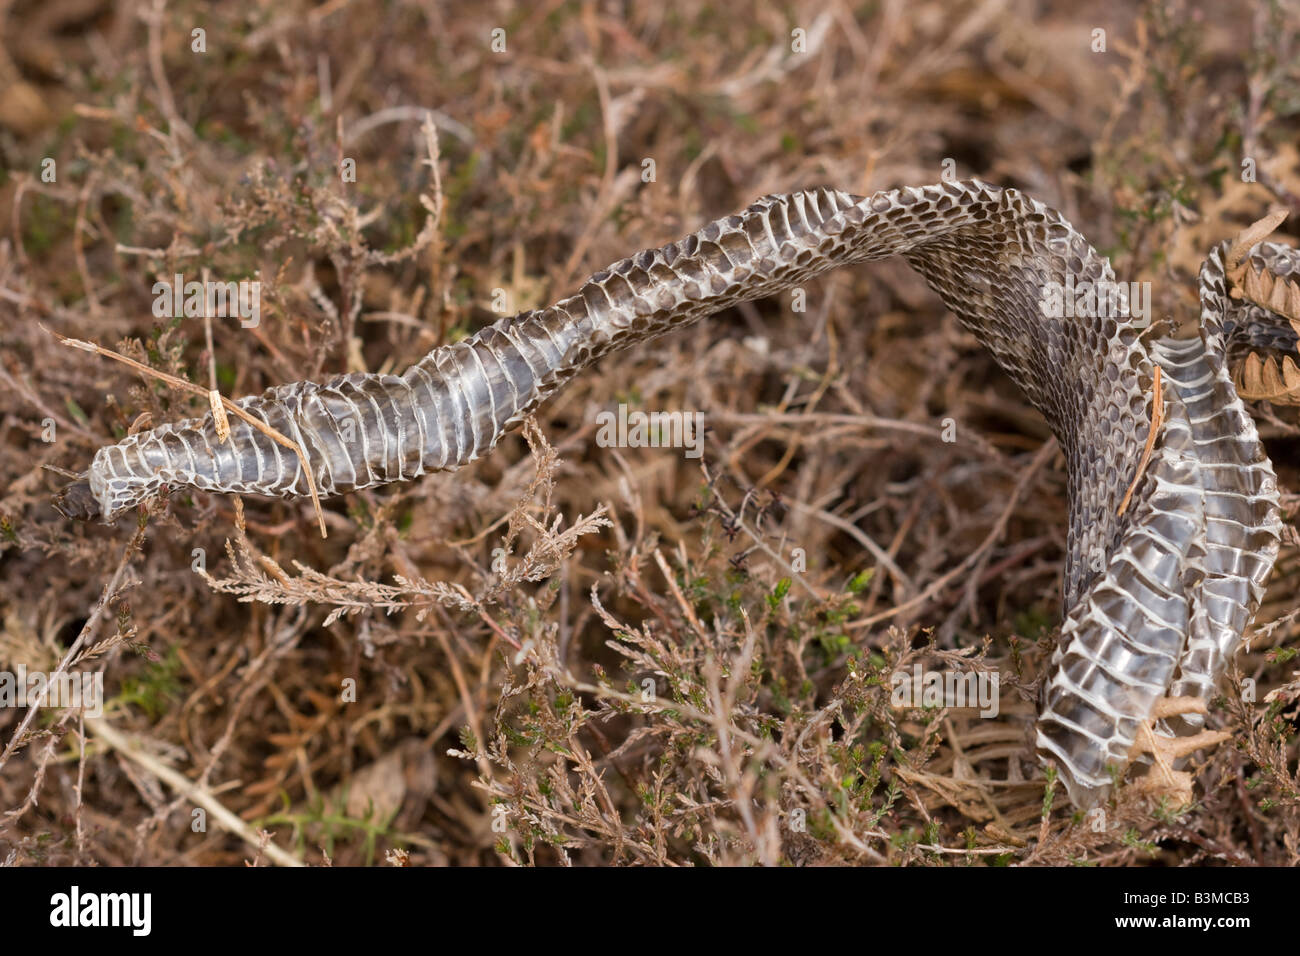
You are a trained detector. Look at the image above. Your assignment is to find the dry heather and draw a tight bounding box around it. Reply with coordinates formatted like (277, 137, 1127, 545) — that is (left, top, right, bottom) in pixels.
(0, 0, 1298, 866)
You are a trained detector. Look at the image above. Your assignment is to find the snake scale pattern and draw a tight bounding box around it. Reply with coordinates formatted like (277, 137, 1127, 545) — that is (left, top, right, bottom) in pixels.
(56, 179, 1292, 808)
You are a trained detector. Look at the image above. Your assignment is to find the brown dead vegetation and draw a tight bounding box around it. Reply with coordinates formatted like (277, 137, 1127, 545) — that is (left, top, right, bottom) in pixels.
(0, 0, 1298, 866)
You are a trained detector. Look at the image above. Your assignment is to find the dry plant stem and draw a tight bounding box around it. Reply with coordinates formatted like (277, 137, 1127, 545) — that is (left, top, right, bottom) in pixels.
(653, 548, 705, 635)
(85, 716, 304, 867)
(44, 325, 328, 537)
(433, 623, 495, 810)
(203, 310, 232, 442)
(1117, 365, 1163, 518)
(73, 714, 89, 862)
(702, 609, 773, 864)
(143, 0, 193, 145)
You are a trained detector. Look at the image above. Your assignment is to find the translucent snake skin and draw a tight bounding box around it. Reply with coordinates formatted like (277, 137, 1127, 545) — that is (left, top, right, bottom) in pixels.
(56, 180, 1290, 808)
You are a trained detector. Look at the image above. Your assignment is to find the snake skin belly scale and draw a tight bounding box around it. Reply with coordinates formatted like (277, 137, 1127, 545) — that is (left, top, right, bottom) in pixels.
(58, 180, 1286, 808)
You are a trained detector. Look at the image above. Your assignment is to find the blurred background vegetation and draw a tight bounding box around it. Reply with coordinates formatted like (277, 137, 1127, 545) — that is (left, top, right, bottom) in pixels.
(0, 0, 1297, 865)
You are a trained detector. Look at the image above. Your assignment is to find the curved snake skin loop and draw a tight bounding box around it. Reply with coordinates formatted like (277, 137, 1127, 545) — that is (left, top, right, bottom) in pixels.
(56, 180, 1287, 808)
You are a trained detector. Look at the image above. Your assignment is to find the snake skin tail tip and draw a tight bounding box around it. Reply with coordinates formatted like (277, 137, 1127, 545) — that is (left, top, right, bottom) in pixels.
(53, 478, 100, 521)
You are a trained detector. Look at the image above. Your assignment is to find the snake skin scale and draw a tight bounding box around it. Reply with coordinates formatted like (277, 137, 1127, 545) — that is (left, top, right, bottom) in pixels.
(56, 180, 1290, 808)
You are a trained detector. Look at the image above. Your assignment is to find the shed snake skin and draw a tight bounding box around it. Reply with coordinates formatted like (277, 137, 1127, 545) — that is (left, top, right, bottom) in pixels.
(55, 179, 1292, 808)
